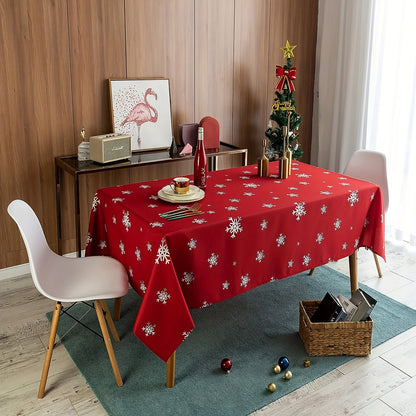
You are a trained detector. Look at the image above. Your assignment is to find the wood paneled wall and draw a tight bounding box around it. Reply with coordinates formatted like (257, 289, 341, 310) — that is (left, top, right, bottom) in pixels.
(0, 0, 318, 269)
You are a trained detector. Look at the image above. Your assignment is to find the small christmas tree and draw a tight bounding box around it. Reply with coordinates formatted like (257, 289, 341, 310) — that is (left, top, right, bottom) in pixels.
(265, 41, 303, 160)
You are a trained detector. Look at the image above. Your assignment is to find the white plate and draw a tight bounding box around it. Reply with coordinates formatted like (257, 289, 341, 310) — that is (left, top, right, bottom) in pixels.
(158, 185, 205, 203)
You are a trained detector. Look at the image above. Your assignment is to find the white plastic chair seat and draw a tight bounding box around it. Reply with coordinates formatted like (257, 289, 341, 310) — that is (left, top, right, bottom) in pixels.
(36, 253, 129, 302)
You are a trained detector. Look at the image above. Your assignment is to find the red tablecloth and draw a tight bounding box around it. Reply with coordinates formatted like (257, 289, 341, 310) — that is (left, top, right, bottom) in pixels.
(86, 161, 385, 361)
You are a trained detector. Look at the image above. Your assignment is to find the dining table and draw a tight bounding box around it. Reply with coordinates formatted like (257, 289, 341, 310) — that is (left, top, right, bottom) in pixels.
(85, 160, 385, 387)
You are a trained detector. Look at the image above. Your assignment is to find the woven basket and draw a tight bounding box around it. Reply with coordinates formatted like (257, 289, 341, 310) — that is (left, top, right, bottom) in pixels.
(299, 300, 373, 356)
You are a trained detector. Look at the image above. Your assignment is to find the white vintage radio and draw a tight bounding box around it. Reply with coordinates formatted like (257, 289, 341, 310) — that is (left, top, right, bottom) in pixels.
(89, 133, 131, 164)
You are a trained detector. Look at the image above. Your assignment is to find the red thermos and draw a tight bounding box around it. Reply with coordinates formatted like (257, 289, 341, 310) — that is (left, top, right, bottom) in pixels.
(194, 127, 207, 189)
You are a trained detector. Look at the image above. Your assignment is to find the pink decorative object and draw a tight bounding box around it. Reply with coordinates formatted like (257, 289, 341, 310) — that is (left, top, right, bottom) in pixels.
(199, 116, 220, 152)
(179, 143, 193, 157)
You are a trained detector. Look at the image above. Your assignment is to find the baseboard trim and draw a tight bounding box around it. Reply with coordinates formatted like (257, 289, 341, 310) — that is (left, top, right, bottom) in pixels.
(0, 251, 83, 281)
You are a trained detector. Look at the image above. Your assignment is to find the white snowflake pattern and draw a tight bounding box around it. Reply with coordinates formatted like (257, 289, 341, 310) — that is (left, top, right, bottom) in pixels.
(288, 259, 294, 268)
(149, 195, 158, 200)
(222, 281, 230, 290)
(240, 274, 250, 288)
(240, 176, 251, 179)
(122, 190, 132, 194)
(86, 233, 92, 246)
(297, 173, 312, 178)
(299, 181, 309, 186)
(150, 222, 163, 228)
(135, 247, 141, 261)
(201, 301, 212, 308)
(321, 204, 327, 214)
(129, 267, 133, 278)
(287, 193, 299, 197)
(354, 238, 359, 248)
(292, 202, 306, 220)
(225, 206, 238, 211)
(142, 322, 156, 336)
(188, 238, 197, 250)
(112, 197, 124, 203)
(339, 182, 351, 186)
(112, 216, 117, 224)
(256, 250, 265, 262)
(364, 217, 369, 227)
(342, 242, 348, 250)
(316, 233, 324, 244)
(288, 187, 298, 190)
(262, 203, 276, 208)
(182, 330, 192, 340)
(320, 191, 332, 195)
(243, 192, 255, 196)
(229, 198, 240, 203)
(260, 219, 268, 230)
(182, 272, 195, 285)
(243, 183, 260, 188)
(214, 184, 226, 188)
(226, 217, 243, 238)
(217, 191, 226, 195)
(139, 184, 151, 189)
(148, 204, 158, 208)
(208, 253, 219, 268)
(302, 253, 311, 266)
(119, 241, 125, 255)
(156, 288, 171, 305)
(348, 190, 359, 206)
(91, 194, 100, 212)
(155, 239, 171, 264)
(122, 211, 131, 231)
(99, 240, 107, 250)
(334, 218, 342, 230)
(140, 281, 147, 293)
(192, 218, 207, 224)
(146, 242, 152, 251)
(276, 233, 286, 247)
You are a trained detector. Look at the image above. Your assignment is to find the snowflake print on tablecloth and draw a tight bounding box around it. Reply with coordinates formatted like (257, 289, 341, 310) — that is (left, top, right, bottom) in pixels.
(147, 242, 152, 251)
(122, 211, 131, 231)
(244, 192, 255, 197)
(229, 198, 240, 203)
(182, 331, 192, 340)
(150, 222, 163, 228)
(354, 238, 359, 248)
(222, 280, 230, 290)
(128, 267, 133, 278)
(241, 274, 250, 288)
(302, 254, 311, 266)
(99, 240, 107, 250)
(316, 233, 324, 244)
(142, 322, 156, 336)
(334, 218, 342, 230)
(155, 238, 170, 264)
(293, 202, 306, 220)
(182, 272, 194, 285)
(256, 250, 265, 263)
(288, 259, 294, 268)
(225, 206, 238, 211)
(297, 173, 312, 178)
(244, 183, 260, 189)
(135, 247, 141, 261)
(193, 218, 207, 224)
(321, 204, 327, 214)
(208, 253, 219, 268)
(226, 217, 243, 238)
(188, 238, 197, 250)
(276, 233, 286, 247)
(348, 190, 359, 206)
(121, 190, 132, 195)
(139, 281, 147, 293)
(156, 288, 171, 305)
(86, 233, 92, 247)
(112, 216, 117, 224)
(119, 241, 125, 255)
(91, 194, 100, 212)
(139, 184, 151, 189)
(148, 204, 158, 208)
(263, 203, 276, 208)
(112, 197, 124, 203)
(342, 242, 348, 250)
(260, 219, 268, 230)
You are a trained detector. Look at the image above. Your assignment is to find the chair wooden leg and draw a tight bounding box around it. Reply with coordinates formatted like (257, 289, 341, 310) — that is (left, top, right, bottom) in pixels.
(98, 299, 120, 342)
(373, 252, 383, 277)
(113, 297, 122, 321)
(38, 301, 62, 398)
(349, 250, 358, 296)
(94, 300, 123, 387)
(308, 268, 315, 276)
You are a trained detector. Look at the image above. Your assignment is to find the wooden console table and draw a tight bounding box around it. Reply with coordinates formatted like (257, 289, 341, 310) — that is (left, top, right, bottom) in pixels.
(55, 142, 248, 256)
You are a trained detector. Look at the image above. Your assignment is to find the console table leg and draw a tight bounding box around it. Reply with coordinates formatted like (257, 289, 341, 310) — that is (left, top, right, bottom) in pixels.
(348, 250, 358, 295)
(166, 351, 176, 388)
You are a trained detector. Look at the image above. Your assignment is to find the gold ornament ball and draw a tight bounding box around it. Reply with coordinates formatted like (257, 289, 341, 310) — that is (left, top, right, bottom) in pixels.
(284, 370, 293, 380)
(273, 364, 281, 374)
(267, 382, 277, 392)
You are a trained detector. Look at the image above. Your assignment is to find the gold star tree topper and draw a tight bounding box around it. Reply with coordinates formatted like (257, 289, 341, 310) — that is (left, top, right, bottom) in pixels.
(281, 40, 296, 59)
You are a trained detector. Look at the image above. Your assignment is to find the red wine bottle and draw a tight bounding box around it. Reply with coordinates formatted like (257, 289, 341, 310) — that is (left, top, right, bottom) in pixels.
(194, 127, 207, 189)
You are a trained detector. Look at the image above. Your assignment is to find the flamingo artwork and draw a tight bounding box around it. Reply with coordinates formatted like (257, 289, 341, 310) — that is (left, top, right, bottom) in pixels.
(120, 88, 158, 148)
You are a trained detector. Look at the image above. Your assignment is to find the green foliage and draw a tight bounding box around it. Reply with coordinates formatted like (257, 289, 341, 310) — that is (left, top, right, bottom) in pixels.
(265, 58, 303, 160)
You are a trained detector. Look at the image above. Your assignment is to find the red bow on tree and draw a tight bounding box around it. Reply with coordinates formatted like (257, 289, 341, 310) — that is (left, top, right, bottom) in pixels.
(275, 65, 297, 93)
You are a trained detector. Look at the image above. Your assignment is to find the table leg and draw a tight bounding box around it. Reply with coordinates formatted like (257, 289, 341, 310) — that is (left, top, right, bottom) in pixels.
(74, 174, 81, 257)
(55, 164, 63, 255)
(348, 250, 358, 295)
(166, 351, 176, 388)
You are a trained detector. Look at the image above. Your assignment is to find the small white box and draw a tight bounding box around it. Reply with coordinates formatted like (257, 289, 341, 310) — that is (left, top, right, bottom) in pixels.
(89, 133, 131, 164)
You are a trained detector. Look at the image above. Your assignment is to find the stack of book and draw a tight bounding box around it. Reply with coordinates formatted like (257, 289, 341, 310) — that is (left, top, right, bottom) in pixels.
(311, 289, 377, 323)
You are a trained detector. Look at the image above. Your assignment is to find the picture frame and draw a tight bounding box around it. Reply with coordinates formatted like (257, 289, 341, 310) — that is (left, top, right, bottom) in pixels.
(109, 78, 173, 152)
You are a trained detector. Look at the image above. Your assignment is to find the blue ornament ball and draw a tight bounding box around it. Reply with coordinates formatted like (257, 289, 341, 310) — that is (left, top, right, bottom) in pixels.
(278, 356, 290, 370)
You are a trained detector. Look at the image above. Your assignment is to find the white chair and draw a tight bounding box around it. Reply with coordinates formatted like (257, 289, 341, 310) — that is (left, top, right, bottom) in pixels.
(343, 150, 389, 277)
(7, 200, 129, 398)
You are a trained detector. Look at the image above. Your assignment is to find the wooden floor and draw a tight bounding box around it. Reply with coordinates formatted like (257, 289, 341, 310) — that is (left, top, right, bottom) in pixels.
(1, 238, 415, 416)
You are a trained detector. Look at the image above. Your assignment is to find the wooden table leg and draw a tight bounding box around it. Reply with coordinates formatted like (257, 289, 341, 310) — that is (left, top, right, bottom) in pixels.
(166, 351, 176, 388)
(348, 250, 358, 295)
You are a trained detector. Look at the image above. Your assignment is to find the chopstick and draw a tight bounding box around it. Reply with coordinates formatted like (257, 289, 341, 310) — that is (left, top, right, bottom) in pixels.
(163, 210, 204, 221)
